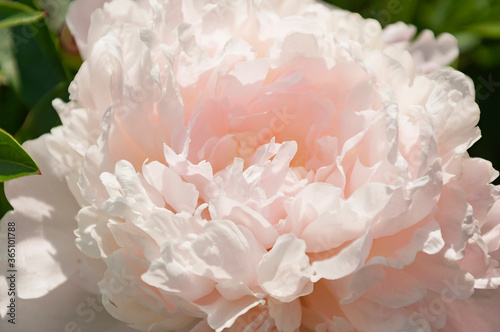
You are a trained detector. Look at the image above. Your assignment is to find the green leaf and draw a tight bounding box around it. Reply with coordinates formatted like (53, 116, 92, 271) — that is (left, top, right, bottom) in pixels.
(0, 182, 12, 219)
(34, 0, 72, 32)
(0, 128, 39, 182)
(0, 0, 45, 29)
(15, 80, 67, 143)
(0, 2, 68, 109)
(0, 27, 20, 92)
(0, 84, 29, 134)
(3, 23, 67, 107)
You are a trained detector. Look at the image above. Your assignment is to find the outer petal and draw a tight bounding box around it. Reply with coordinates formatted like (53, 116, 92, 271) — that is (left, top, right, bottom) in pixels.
(0, 137, 87, 299)
(66, 0, 108, 58)
(0, 280, 136, 332)
(409, 30, 459, 73)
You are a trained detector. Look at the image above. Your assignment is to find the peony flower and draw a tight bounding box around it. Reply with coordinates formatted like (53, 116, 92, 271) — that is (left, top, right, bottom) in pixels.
(2, 0, 500, 331)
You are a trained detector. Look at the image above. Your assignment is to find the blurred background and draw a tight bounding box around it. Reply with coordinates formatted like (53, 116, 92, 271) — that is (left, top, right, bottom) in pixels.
(1, 0, 500, 216)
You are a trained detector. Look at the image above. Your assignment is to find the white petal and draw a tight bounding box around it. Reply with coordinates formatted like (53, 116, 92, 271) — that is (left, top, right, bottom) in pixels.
(268, 297, 302, 332)
(142, 161, 199, 214)
(312, 228, 373, 281)
(190, 220, 267, 284)
(258, 233, 313, 302)
(209, 196, 279, 248)
(194, 290, 264, 332)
